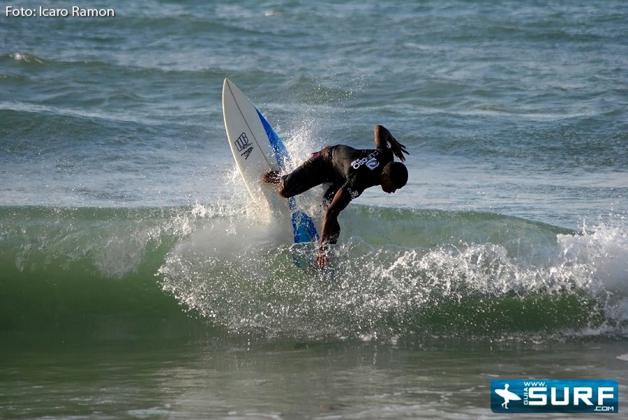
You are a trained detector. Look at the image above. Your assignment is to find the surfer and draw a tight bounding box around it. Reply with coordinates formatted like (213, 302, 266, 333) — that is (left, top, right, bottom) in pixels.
(263, 125, 408, 268)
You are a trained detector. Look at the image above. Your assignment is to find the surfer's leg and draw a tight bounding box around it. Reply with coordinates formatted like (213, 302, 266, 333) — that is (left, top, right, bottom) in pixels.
(276, 149, 332, 198)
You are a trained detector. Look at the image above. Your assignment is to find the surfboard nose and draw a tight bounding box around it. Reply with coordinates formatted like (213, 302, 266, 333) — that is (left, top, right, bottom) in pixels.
(222, 78, 230, 99)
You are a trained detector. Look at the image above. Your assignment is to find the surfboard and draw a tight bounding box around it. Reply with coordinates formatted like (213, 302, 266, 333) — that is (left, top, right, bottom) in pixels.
(221, 78, 318, 244)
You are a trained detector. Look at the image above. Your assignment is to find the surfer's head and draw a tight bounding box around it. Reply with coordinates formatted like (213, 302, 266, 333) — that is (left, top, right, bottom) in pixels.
(381, 162, 408, 193)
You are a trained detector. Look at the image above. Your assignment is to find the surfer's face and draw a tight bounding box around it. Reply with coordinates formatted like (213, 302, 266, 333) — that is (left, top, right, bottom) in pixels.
(381, 175, 397, 193)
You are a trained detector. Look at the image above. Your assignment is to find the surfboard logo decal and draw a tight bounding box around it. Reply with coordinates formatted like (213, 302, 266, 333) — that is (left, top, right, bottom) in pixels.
(235, 132, 254, 160)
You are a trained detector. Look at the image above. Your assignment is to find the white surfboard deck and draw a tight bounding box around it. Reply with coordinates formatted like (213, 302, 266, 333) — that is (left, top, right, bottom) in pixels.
(221, 78, 319, 246)
(222, 79, 286, 215)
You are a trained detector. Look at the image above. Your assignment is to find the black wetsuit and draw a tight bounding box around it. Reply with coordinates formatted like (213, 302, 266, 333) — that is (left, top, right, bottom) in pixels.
(279, 144, 393, 202)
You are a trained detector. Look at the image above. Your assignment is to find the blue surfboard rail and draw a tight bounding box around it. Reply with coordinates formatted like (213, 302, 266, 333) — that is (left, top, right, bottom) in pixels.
(256, 108, 319, 244)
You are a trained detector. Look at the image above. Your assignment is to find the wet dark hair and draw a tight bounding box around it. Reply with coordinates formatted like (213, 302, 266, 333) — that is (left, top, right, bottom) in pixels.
(383, 162, 408, 188)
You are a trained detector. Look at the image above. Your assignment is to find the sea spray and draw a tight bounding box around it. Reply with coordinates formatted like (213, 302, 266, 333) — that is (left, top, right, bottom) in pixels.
(157, 207, 626, 339)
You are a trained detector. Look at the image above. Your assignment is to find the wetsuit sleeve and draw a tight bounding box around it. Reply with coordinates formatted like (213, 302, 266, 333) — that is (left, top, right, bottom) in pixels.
(320, 186, 352, 245)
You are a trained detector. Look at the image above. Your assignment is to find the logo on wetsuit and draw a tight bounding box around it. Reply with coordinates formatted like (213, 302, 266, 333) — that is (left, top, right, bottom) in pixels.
(351, 151, 379, 171)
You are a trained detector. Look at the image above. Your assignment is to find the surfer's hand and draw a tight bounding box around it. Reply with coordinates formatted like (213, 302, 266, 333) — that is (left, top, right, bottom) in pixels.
(315, 246, 328, 269)
(315, 252, 328, 269)
(262, 170, 281, 184)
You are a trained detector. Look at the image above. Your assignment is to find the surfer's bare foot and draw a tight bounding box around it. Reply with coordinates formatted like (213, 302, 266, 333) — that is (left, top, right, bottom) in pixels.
(262, 170, 281, 184)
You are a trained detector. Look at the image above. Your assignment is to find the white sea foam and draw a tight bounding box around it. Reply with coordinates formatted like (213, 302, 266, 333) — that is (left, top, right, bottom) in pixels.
(157, 207, 628, 338)
(9, 52, 43, 64)
(557, 221, 628, 294)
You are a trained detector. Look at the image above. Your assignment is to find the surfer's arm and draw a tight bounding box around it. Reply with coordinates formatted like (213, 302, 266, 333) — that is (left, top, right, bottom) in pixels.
(320, 187, 351, 246)
(374, 124, 408, 162)
(317, 187, 351, 268)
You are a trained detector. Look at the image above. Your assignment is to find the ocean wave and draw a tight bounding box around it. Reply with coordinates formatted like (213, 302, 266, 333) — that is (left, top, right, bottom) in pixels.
(2, 204, 624, 341)
(0, 101, 163, 127)
(157, 206, 627, 340)
(0, 50, 250, 83)
(7, 52, 45, 64)
(0, 204, 231, 339)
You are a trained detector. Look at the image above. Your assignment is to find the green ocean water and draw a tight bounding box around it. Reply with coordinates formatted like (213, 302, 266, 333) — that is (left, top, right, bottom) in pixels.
(1, 0, 627, 417)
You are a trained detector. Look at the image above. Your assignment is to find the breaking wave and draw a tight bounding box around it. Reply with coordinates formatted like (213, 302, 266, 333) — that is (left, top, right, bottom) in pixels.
(1, 205, 625, 341)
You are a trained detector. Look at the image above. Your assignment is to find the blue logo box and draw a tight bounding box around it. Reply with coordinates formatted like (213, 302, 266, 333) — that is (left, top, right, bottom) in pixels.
(491, 379, 618, 413)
